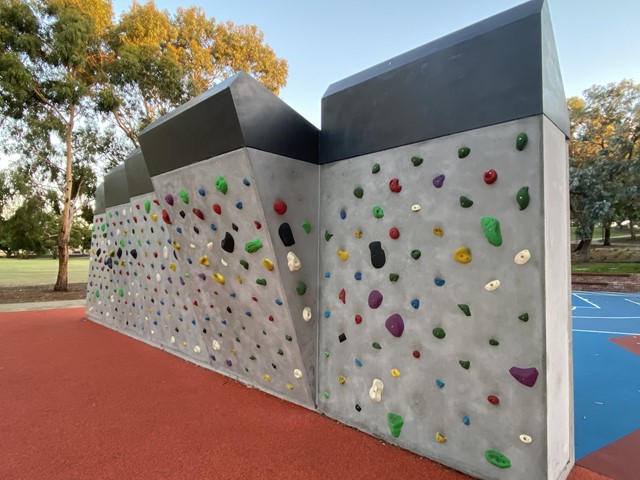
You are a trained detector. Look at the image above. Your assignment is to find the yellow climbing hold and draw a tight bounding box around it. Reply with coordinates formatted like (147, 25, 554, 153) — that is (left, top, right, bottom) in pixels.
(169, 263, 176, 271)
(391, 368, 401, 377)
(172, 241, 181, 250)
(436, 432, 447, 443)
(337, 249, 349, 261)
(198, 256, 209, 266)
(354, 230, 362, 239)
(286, 384, 294, 390)
(261, 258, 275, 271)
(338, 375, 347, 385)
(213, 273, 225, 285)
(433, 226, 444, 237)
(454, 246, 472, 264)
(235, 276, 243, 284)
(263, 374, 271, 382)
(150, 214, 158, 222)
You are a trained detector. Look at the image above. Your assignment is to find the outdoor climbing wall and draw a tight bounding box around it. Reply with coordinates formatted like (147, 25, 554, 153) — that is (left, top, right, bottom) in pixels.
(317, 1, 573, 480)
(86, 183, 107, 322)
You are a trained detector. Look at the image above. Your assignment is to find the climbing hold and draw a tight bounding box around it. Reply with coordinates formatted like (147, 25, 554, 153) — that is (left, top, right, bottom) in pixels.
(432, 174, 445, 188)
(435, 379, 445, 389)
(516, 186, 530, 210)
(273, 200, 287, 215)
(516, 132, 528, 151)
(372, 342, 382, 350)
(462, 416, 470, 426)
(293, 369, 302, 379)
(338, 332, 346, 342)
(458, 146, 471, 158)
(338, 375, 347, 385)
(354, 314, 362, 324)
(385, 314, 404, 337)
(411, 204, 421, 212)
(338, 289, 346, 304)
(212, 204, 221, 215)
(458, 304, 471, 316)
(369, 241, 386, 268)
(387, 412, 404, 438)
(198, 256, 209, 266)
(369, 379, 384, 403)
(480, 217, 502, 246)
(354, 271, 362, 281)
(244, 238, 263, 253)
(150, 213, 157, 222)
(411, 299, 419, 309)
(485, 280, 500, 291)
(489, 339, 500, 346)
(433, 226, 444, 237)
(483, 169, 498, 184)
(454, 246, 472, 264)
(411, 156, 423, 166)
(263, 375, 271, 382)
(509, 366, 539, 387)
(171, 241, 181, 250)
(487, 395, 500, 405)
(355, 358, 363, 368)
(514, 249, 531, 265)
(235, 202, 243, 209)
(353, 186, 364, 198)
(459, 196, 473, 208)
(256, 278, 267, 286)
(434, 278, 445, 287)
(239, 259, 249, 270)
(221, 232, 235, 253)
(519, 434, 532, 444)
(254, 221, 261, 230)
(325, 231, 333, 241)
(389, 227, 400, 239)
(410, 249, 421, 260)
(433, 327, 446, 339)
(118, 288, 124, 297)
(164, 194, 174, 206)
(279, 223, 295, 246)
(144, 200, 151, 213)
(519, 313, 529, 322)
(368, 290, 383, 309)
(161, 209, 171, 224)
(459, 360, 471, 370)
(372, 163, 380, 174)
(303, 307, 312, 322)
(198, 187, 206, 196)
(435, 432, 447, 443)
(484, 450, 511, 469)
(389, 177, 402, 193)
(192, 208, 205, 220)
(389, 273, 399, 282)
(336, 249, 349, 261)
(212, 273, 225, 285)
(412, 350, 420, 359)
(391, 369, 401, 377)
(287, 252, 301, 271)
(261, 258, 274, 271)
(302, 220, 311, 233)
(242, 178, 250, 187)
(372, 206, 384, 219)
(296, 281, 307, 296)
(179, 189, 189, 204)
(215, 176, 228, 194)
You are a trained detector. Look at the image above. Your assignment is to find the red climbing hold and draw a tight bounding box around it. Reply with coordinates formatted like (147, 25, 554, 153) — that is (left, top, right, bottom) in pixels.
(389, 227, 400, 239)
(213, 204, 222, 215)
(488, 395, 500, 405)
(484, 169, 498, 184)
(193, 208, 205, 220)
(274, 200, 288, 215)
(268, 315, 274, 322)
(153, 200, 160, 205)
(389, 178, 402, 193)
(339, 289, 346, 304)
(254, 221, 262, 230)
(355, 314, 362, 324)
(193, 300, 199, 306)
(252, 296, 258, 302)
(413, 350, 421, 359)
(161, 209, 171, 224)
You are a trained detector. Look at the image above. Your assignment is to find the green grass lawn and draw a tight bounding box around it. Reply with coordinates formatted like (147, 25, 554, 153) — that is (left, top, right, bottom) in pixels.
(0, 257, 89, 287)
(571, 262, 640, 274)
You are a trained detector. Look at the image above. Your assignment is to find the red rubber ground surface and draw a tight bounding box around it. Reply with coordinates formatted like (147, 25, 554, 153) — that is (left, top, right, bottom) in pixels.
(0, 308, 608, 480)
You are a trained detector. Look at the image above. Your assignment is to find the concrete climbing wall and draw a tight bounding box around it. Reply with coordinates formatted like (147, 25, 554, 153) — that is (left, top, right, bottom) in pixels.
(317, 1, 572, 479)
(86, 183, 107, 322)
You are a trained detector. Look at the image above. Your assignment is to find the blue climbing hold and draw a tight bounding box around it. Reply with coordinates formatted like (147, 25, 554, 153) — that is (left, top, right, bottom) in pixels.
(434, 278, 445, 287)
(354, 271, 362, 281)
(275, 298, 283, 305)
(176, 227, 182, 233)
(325, 272, 331, 278)
(236, 202, 243, 209)
(411, 299, 420, 309)
(340, 209, 347, 220)
(435, 379, 445, 389)
(198, 188, 206, 196)
(463, 416, 470, 426)
(230, 291, 236, 298)
(324, 310, 331, 318)
(245, 312, 252, 317)
(210, 223, 217, 231)
(243, 178, 251, 186)
(355, 358, 363, 367)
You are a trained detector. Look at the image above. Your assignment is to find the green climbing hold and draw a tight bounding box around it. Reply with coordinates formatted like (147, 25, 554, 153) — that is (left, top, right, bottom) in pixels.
(387, 412, 405, 438)
(256, 278, 267, 286)
(179, 189, 189, 204)
(144, 200, 151, 214)
(372, 342, 382, 350)
(296, 281, 307, 295)
(373, 206, 384, 219)
(323, 351, 330, 357)
(302, 220, 312, 233)
(389, 273, 399, 282)
(239, 259, 249, 270)
(119, 239, 124, 247)
(519, 313, 529, 322)
(516, 186, 530, 210)
(410, 249, 421, 260)
(485, 450, 511, 469)
(244, 238, 263, 253)
(95, 290, 100, 298)
(323, 391, 330, 399)
(372, 163, 380, 174)
(277, 349, 283, 356)
(516, 132, 528, 151)
(215, 176, 228, 195)
(480, 217, 503, 246)
(458, 147, 471, 158)
(459, 360, 471, 370)
(325, 230, 333, 241)
(285, 335, 293, 341)
(91, 225, 95, 232)
(433, 327, 446, 339)
(458, 304, 471, 316)
(489, 339, 500, 346)
(459, 196, 473, 208)
(354, 187, 364, 198)
(249, 355, 256, 361)
(411, 156, 423, 167)
(101, 224, 106, 231)
(118, 288, 124, 297)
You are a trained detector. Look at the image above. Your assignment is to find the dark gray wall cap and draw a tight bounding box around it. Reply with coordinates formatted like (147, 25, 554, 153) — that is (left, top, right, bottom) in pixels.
(320, 0, 569, 163)
(139, 71, 319, 177)
(94, 183, 105, 215)
(124, 148, 154, 197)
(104, 164, 130, 208)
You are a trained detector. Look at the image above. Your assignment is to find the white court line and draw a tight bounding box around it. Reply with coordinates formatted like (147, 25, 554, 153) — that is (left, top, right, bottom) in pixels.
(625, 299, 640, 307)
(572, 293, 601, 309)
(573, 316, 640, 319)
(574, 291, 640, 299)
(573, 329, 640, 336)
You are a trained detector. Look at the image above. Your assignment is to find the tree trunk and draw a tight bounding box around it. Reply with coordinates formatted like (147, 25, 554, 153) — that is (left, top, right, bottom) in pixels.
(578, 238, 592, 263)
(54, 105, 74, 292)
(631, 218, 637, 241)
(603, 226, 611, 246)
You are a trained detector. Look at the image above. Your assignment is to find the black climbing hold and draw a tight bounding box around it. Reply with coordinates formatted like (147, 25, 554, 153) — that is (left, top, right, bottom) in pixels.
(325, 230, 333, 241)
(355, 404, 361, 412)
(278, 223, 295, 247)
(130, 249, 137, 259)
(232, 223, 239, 232)
(116, 247, 122, 258)
(193, 226, 199, 234)
(519, 313, 529, 322)
(338, 333, 347, 343)
(369, 241, 386, 269)
(179, 210, 186, 218)
(410, 249, 421, 260)
(221, 232, 235, 253)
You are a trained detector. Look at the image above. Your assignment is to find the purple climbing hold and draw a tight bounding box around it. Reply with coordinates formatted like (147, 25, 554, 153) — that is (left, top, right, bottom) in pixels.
(432, 174, 445, 188)
(165, 194, 174, 206)
(368, 290, 383, 309)
(385, 314, 404, 338)
(509, 366, 539, 387)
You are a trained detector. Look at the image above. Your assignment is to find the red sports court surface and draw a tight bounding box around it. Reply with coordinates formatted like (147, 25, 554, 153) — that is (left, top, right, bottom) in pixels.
(0, 308, 607, 480)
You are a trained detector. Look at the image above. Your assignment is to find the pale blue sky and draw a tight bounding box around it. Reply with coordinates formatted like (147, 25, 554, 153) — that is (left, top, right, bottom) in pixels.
(112, 0, 640, 127)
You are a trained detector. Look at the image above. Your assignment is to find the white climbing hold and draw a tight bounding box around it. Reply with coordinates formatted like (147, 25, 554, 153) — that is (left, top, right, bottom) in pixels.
(212, 340, 221, 351)
(287, 252, 301, 271)
(514, 249, 531, 265)
(207, 242, 214, 250)
(303, 307, 312, 322)
(170, 336, 176, 344)
(220, 258, 228, 267)
(193, 345, 201, 353)
(519, 434, 532, 444)
(190, 243, 196, 249)
(411, 204, 421, 212)
(369, 379, 384, 403)
(155, 273, 161, 282)
(293, 369, 303, 379)
(485, 279, 501, 291)
(163, 246, 168, 259)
